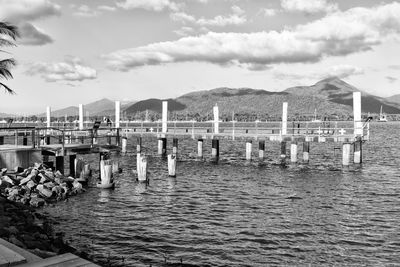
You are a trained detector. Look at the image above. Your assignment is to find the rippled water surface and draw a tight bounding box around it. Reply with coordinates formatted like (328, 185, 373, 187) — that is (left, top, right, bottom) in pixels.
(44, 122, 400, 266)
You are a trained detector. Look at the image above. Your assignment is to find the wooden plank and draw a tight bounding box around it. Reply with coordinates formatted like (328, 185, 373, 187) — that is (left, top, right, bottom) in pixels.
(0, 238, 41, 264)
(0, 243, 26, 267)
(16, 253, 99, 267)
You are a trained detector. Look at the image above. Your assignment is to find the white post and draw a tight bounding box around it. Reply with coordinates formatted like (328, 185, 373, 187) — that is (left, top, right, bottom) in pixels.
(46, 106, 51, 128)
(168, 154, 177, 177)
(213, 104, 219, 134)
(282, 102, 288, 135)
(79, 104, 84, 130)
(197, 139, 203, 158)
(115, 100, 120, 128)
(342, 143, 351, 166)
(290, 142, 298, 163)
(137, 154, 148, 182)
(122, 137, 127, 153)
(162, 101, 168, 134)
(246, 140, 252, 161)
(353, 92, 362, 136)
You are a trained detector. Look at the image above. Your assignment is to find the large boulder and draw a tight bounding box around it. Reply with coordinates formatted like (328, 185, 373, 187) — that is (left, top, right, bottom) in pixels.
(36, 185, 53, 199)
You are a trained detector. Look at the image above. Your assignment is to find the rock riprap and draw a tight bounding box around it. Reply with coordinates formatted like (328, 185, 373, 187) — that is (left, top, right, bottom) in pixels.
(0, 163, 86, 207)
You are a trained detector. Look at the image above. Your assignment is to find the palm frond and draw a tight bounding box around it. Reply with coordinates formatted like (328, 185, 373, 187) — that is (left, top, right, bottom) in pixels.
(0, 67, 13, 79)
(0, 82, 15, 94)
(0, 38, 16, 47)
(0, 58, 16, 68)
(0, 22, 20, 40)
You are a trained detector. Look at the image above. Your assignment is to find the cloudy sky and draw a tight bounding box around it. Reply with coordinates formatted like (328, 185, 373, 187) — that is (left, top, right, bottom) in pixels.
(1, 0, 400, 114)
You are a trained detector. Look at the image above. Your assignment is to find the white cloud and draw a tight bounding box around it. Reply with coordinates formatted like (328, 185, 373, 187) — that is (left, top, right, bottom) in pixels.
(262, 8, 277, 17)
(170, 5, 246, 27)
(104, 3, 400, 71)
(26, 56, 97, 82)
(0, 0, 60, 23)
(173, 26, 195, 37)
(73, 5, 100, 17)
(19, 22, 53, 46)
(117, 0, 181, 12)
(98, 5, 117, 12)
(273, 65, 364, 80)
(281, 0, 338, 14)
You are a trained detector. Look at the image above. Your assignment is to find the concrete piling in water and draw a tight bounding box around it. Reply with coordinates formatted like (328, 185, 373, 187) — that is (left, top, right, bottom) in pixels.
(172, 138, 178, 157)
(112, 161, 119, 173)
(259, 140, 265, 160)
(168, 154, 177, 177)
(74, 157, 85, 178)
(290, 142, 298, 163)
(136, 137, 142, 169)
(282, 102, 288, 135)
(100, 160, 112, 185)
(354, 137, 362, 164)
(69, 154, 76, 177)
(246, 140, 252, 161)
(280, 141, 286, 164)
(162, 137, 167, 157)
(212, 139, 219, 162)
(158, 138, 163, 155)
(56, 156, 64, 175)
(303, 142, 310, 163)
(115, 101, 120, 129)
(79, 104, 84, 130)
(342, 143, 351, 166)
(121, 136, 127, 153)
(197, 138, 203, 158)
(137, 154, 148, 182)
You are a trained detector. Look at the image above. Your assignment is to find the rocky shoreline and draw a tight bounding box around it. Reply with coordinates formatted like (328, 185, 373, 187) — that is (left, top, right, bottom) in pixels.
(0, 163, 100, 265)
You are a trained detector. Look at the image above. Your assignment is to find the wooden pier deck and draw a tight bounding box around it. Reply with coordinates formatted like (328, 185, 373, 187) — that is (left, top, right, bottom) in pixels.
(0, 238, 99, 267)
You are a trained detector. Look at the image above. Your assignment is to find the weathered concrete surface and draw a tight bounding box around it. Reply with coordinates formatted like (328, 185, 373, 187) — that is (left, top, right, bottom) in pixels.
(0, 147, 41, 169)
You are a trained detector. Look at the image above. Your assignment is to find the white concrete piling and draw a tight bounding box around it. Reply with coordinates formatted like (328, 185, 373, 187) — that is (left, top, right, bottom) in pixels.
(246, 140, 252, 161)
(303, 142, 310, 163)
(258, 140, 265, 160)
(79, 104, 84, 130)
(112, 161, 119, 173)
(290, 142, 298, 163)
(354, 138, 362, 164)
(46, 106, 51, 129)
(172, 138, 178, 157)
(198, 138, 203, 158)
(353, 92, 363, 136)
(213, 104, 219, 134)
(115, 100, 120, 129)
(162, 101, 168, 134)
(122, 136, 127, 153)
(342, 143, 351, 166)
(282, 102, 288, 135)
(158, 138, 163, 155)
(137, 154, 148, 182)
(168, 154, 177, 177)
(100, 160, 112, 185)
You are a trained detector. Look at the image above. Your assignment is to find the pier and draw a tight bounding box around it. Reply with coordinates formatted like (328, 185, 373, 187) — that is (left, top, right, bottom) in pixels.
(1, 92, 370, 170)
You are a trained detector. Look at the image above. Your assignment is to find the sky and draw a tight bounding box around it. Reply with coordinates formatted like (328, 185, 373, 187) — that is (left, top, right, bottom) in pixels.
(1, 0, 400, 114)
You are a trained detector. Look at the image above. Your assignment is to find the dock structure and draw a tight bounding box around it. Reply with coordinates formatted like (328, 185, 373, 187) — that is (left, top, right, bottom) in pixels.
(1, 93, 371, 170)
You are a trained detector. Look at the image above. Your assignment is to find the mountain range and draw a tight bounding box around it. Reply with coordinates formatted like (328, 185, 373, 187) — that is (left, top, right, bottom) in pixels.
(4, 77, 398, 118)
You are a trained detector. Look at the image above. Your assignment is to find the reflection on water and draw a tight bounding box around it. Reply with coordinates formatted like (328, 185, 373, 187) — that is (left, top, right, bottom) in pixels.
(44, 122, 400, 266)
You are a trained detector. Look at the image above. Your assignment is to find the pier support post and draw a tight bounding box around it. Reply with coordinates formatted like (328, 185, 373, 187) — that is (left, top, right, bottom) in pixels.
(46, 106, 51, 129)
(353, 92, 362, 136)
(136, 137, 142, 170)
(197, 138, 203, 158)
(354, 137, 362, 164)
(122, 136, 127, 153)
(303, 142, 310, 163)
(258, 140, 265, 160)
(157, 138, 162, 155)
(290, 142, 298, 163)
(137, 154, 148, 182)
(79, 104, 84, 130)
(282, 102, 288, 135)
(280, 141, 287, 163)
(168, 154, 177, 177)
(342, 143, 351, 166)
(172, 138, 178, 157)
(100, 160, 112, 185)
(162, 137, 167, 157)
(162, 101, 168, 134)
(246, 140, 252, 161)
(213, 104, 219, 134)
(212, 139, 219, 162)
(69, 154, 76, 177)
(56, 156, 64, 175)
(115, 100, 120, 129)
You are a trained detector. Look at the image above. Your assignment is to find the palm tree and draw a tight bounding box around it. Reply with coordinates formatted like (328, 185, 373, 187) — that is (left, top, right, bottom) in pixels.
(0, 21, 19, 94)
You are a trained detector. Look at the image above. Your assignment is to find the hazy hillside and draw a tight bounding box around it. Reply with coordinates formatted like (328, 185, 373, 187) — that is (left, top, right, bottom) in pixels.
(386, 94, 400, 107)
(122, 77, 400, 118)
